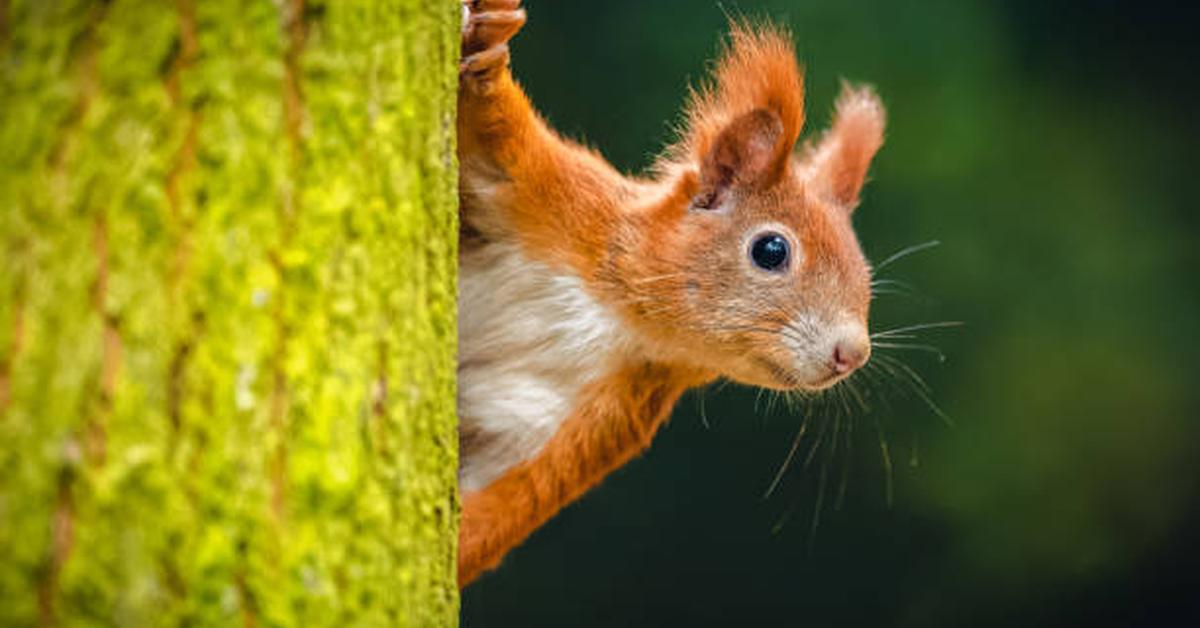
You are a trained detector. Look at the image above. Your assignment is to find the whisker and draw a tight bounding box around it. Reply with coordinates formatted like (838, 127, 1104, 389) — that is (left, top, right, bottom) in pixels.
(871, 288, 918, 301)
(873, 416, 894, 508)
(870, 278, 917, 290)
(873, 354, 934, 395)
(843, 376, 871, 414)
(871, 321, 963, 339)
(762, 404, 812, 499)
(835, 384, 854, 420)
(701, 323, 816, 358)
(697, 386, 711, 430)
(808, 444, 830, 548)
(693, 294, 956, 539)
(836, 409, 854, 511)
(861, 359, 909, 400)
(872, 342, 948, 362)
(770, 501, 798, 536)
(874, 354, 955, 427)
(870, 278, 923, 301)
(871, 240, 940, 276)
(805, 405, 834, 469)
(783, 389, 804, 413)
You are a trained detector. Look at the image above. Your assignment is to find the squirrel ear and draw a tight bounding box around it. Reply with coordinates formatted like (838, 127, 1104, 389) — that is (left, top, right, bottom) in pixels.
(694, 108, 788, 209)
(804, 84, 886, 211)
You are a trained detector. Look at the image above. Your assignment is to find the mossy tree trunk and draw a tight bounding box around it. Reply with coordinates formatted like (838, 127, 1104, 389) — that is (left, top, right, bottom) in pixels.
(0, 0, 459, 625)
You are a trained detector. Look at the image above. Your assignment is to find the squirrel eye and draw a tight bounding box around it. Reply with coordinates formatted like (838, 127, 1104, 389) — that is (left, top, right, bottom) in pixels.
(750, 233, 791, 272)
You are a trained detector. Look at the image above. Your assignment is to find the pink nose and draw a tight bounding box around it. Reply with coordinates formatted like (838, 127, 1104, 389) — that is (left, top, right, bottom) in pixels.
(832, 338, 869, 373)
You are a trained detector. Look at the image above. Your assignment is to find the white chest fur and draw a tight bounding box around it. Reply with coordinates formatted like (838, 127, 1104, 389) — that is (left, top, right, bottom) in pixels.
(458, 242, 630, 492)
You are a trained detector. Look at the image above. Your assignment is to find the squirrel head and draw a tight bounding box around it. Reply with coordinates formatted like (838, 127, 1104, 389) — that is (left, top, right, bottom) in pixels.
(609, 24, 885, 391)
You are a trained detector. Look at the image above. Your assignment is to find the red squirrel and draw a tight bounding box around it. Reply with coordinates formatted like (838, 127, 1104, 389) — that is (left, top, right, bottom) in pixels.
(457, 0, 885, 587)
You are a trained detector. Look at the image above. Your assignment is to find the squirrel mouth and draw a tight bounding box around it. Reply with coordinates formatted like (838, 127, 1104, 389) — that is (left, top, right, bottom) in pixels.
(755, 357, 813, 391)
(807, 371, 845, 390)
(757, 357, 847, 392)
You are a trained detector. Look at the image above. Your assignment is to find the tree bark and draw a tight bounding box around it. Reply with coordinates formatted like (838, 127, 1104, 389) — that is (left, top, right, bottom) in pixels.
(0, 1, 459, 625)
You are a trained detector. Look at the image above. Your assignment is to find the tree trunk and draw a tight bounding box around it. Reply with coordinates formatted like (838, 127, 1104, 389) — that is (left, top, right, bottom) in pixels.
(0, 1, 459, 625)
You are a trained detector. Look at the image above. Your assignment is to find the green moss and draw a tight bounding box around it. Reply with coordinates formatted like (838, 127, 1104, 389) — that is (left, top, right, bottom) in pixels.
(0, 0, 459, 625)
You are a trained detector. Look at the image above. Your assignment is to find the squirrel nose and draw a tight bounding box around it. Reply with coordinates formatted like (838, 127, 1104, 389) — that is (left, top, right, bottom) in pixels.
(832, 336, 870, 374)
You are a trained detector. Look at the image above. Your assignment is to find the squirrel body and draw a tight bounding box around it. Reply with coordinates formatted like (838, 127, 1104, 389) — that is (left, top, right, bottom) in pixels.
(456, 1, 886, 587)
(458, 240, 638, 493)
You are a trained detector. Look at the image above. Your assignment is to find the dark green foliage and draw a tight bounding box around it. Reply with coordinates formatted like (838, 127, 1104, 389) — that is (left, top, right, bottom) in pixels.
(463, 1, 1200, 626)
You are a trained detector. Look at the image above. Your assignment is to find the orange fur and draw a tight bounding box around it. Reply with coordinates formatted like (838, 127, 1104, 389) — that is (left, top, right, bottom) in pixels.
(457, 3, 886, 586)
(801, 83, 887, 208)
(663, 21, 805, 172)
(458, 363, 709, 586)
(458, 66, 635, 278)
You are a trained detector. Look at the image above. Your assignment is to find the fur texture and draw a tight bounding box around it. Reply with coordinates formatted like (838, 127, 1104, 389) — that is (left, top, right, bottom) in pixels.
(458, 241, 634, 492)
(457, 2, 886, 586)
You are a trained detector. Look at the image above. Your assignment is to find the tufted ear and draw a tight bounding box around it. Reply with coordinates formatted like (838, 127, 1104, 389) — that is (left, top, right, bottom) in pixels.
(693, 108, 788, 209)
(804, 84, 886, 211)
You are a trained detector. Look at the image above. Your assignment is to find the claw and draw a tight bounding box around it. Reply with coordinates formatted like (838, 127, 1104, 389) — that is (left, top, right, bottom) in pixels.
(460, 0, 525, 82)
(464, 10, 526, 54)
(461, 43, 510, 77)
(462, 0, 523, 36)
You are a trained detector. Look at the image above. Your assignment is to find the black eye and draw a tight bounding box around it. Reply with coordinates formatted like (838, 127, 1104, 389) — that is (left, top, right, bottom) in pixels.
(750, 233, 791, 271)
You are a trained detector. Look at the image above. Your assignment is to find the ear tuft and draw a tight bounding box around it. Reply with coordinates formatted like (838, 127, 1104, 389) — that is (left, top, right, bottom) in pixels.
(802, 83, 886, 210)
(662, 21, 805, 182)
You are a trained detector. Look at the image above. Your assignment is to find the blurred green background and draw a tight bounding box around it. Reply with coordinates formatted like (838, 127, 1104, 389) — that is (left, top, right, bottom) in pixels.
(461, 0, 1200, 625)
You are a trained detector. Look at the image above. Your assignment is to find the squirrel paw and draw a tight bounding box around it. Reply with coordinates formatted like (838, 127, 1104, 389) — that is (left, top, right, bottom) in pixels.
(461, 0, 526, 80)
